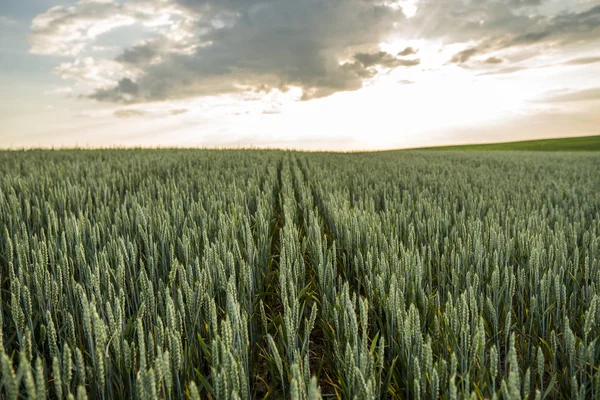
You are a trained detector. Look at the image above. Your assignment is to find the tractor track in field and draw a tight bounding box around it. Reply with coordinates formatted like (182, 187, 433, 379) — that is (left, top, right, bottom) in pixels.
(290, 154, 338, 398)
(252, 156, 284, 398)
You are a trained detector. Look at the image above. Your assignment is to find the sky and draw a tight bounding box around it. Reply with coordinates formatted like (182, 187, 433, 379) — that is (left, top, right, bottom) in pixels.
(0, 0, 599, 150)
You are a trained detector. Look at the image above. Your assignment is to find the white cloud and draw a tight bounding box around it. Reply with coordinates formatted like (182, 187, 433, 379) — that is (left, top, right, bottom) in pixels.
(29, 0, 197, 56)
(54, 57, 143, 89)
(30, 2, 129, 56)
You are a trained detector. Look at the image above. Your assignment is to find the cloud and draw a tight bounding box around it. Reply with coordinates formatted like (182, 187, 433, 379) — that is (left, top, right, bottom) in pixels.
(476, 66, 529, 76)
(353, 51, 420, 68)
(54, 57, 142, 89)
(398, 46, 417, 56)
(539, 87, 600, 103)
(483, 56, 504, 64)
(507, 0, 543, 7)
(408, 1, 600, 67)
(508, 31, 553, 47)
(450, 47, 479, 64)
(476, 53, 599, 75)
(95, 47, 420, 103)
(114, 109, 146, 118)
(499, 5, 600, 49)
(113, 106, 189, 118)
(262, 109, 281, 115)
(30, 1, 135, 56)
(564, 56, 600, 65)
(169, 108, 188, 115)
(92, 78, 140, 102)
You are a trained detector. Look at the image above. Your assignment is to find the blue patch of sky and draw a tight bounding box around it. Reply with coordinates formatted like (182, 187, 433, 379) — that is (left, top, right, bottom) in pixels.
(0, 1, 74, 82)
(0, 32, 67, 91)
(92, 23, 160, 58)
(0, 23, 65, 85)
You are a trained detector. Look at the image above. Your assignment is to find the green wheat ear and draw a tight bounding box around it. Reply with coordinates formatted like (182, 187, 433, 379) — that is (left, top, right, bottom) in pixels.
(53, 355, 63, 399)
(1, 351, 18, 400)
(77, 385, 88, 400)
(35, 357, 46, 400)
(19, 351, 36, 398)
(189, 381, 201, 400)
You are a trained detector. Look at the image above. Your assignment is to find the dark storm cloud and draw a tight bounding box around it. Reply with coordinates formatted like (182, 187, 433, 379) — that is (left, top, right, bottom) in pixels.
(88, 0, 406, 103)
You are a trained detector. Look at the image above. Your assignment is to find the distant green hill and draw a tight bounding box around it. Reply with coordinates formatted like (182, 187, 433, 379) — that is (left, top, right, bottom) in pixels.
(422, 135, 600, 151)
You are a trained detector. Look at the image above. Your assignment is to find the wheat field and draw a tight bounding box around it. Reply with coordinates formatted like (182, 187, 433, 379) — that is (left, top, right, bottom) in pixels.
(1, 149, 599, 399)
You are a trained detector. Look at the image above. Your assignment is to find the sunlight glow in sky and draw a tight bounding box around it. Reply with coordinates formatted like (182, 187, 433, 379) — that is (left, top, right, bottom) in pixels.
(1, 0, 599, 150)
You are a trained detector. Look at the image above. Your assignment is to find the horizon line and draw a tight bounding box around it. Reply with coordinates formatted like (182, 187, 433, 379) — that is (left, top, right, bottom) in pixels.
(1, 133, 598, 153)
